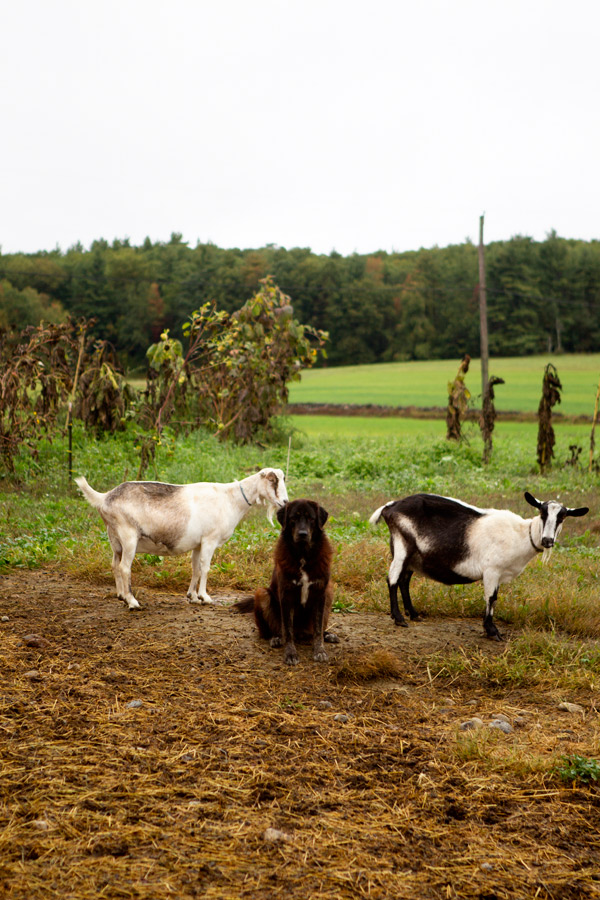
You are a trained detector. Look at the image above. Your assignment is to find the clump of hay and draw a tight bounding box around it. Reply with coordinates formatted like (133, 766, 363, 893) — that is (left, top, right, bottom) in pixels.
(334, 647, 404, 682)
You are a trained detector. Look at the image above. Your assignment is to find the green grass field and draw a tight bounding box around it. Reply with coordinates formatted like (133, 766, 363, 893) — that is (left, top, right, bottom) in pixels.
(289, 414, 592, 445)
(289, 354, 600, 416)
(289, 415, 600, 461)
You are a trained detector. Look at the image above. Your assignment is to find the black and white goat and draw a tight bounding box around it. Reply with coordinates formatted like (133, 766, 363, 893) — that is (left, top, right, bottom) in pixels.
(369, 492, 589, 640)
(76, 468, 288, 610)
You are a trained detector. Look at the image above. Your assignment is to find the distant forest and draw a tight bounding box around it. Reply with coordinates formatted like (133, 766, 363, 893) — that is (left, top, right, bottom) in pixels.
(1, 231, 599, 367)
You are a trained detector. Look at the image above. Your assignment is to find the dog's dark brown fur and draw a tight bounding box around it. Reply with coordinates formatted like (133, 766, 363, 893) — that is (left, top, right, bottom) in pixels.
(235, 499, 338, 665)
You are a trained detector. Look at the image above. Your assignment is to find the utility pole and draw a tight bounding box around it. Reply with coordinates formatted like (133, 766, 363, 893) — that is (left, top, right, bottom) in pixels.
(478, 214, 489, 400)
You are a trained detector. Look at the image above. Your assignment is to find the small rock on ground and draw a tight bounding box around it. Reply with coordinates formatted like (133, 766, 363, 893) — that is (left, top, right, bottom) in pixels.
(489, 720, 513, 734)
(459, 717, 484, 731)
(558, 701, 585, 715)
(263, 828, 291, 843)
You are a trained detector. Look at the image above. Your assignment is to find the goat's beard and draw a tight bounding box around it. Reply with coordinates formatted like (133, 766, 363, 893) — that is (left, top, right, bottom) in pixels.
(265, 499, 277, 526)
(542, 547, 554, 565)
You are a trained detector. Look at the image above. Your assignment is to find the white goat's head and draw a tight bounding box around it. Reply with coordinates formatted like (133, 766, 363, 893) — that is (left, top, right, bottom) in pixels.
(257, 468, 288, 524)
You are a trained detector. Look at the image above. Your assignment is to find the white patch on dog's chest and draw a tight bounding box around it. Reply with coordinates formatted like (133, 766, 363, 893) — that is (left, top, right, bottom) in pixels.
(295, 560, 312, 606)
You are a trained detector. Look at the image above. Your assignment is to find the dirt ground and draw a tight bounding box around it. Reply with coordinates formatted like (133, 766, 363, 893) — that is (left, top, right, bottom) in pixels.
(1, 569, 600, 899)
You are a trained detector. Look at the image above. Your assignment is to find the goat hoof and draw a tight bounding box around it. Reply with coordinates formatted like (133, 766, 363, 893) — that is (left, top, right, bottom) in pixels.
(122, 597, 141, 610)
(485, 632, 503, 642)
(394, 618, 408, 628)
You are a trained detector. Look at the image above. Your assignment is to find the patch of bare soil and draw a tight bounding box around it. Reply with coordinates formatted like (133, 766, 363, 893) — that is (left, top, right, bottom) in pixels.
(1, 569, 599, 899)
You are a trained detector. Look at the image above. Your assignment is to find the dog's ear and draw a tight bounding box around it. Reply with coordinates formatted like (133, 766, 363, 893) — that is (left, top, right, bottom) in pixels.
(317, 503, 329, 529)
(276, 502, 288, 527)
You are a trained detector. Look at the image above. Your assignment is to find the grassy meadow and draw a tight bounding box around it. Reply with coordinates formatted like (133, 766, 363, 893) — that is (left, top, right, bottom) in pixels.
(3, 351, 600, 679)
(289, 353, 600, 416)
(2, 411, 599, 652)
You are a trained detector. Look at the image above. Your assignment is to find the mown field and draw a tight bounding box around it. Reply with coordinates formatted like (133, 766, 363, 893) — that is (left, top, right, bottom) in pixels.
(2, 392, 600, 897)
(289, 354, 600, 417)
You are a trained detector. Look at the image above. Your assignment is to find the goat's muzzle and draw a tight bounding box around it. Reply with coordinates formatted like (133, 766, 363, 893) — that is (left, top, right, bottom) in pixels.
(542, 537, 554, 548)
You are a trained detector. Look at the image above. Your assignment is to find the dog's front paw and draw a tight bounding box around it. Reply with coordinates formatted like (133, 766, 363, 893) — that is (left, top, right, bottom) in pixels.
(284, 648, 299, 666)
(270, 636, 283, 648)
(313, 648, 329, 663)
(324, 630, 339, 644)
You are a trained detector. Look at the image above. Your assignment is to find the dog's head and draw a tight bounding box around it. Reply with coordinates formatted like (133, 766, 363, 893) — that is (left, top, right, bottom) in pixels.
(276, 498, 328, 546)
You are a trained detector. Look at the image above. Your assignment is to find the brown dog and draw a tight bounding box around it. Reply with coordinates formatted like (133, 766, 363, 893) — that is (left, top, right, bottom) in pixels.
(235, 499, 338, 665)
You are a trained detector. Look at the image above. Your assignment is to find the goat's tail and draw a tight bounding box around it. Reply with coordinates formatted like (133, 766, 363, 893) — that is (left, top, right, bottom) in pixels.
(232, 595, 255, 614)
(369, 504, 387, 526)
(75, 476, 106, 509)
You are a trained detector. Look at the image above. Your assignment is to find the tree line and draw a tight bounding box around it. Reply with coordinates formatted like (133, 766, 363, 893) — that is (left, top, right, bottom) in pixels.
(1, 230, 600, 367)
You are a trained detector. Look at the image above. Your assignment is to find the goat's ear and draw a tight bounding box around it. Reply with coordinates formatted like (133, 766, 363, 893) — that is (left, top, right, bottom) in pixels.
(524, 492, 541, 509)
(317, 504, 329, 529)
(566, 505, 589, 517)
(276, 503, 288, 527)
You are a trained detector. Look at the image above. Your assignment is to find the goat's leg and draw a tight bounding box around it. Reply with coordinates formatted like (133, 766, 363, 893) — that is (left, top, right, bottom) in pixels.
(388, 536, 409, 626)
(399, 570, 420, 620)
(107, 532, 125, 600)
(482, 577, 502, 641)
(186, 548, 202, 603)
(189, 541, 218, 604)
(116, 530, 141, 610)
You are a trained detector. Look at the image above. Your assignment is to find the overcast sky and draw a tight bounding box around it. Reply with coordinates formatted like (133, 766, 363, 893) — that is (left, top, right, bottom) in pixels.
(2, 0, 598, 257)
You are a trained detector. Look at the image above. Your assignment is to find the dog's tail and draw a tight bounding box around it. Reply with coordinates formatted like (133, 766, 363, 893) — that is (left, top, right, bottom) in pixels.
(232, 595, 255, 614)
(75, 475, 107, 509)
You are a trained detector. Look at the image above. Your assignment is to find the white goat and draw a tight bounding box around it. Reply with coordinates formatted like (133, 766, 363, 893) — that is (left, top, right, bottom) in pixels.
(369, 491, 589, 640)
(76, 468, 288, 610)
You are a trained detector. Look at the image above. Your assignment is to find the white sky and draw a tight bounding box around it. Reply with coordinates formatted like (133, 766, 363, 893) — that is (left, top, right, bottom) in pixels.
(1, 0, 599, 257)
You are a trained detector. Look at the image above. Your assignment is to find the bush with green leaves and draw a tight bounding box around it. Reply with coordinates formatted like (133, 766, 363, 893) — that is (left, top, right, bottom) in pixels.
(185, 276, 328, 442)
(140, 277, 327, 444)
(129, 277, 326, 475)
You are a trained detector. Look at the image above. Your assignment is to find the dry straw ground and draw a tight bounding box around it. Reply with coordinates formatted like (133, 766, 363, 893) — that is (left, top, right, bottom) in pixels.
(1, 568, 600, 900)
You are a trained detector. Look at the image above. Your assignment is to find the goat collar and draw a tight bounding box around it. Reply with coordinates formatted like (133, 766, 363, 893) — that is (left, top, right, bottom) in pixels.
(529, 522, 543, 553)
(239, 483, 252, 507)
